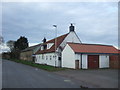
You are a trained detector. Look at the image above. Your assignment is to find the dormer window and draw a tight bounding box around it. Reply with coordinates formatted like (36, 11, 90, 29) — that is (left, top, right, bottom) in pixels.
(47, 43, 54, 49)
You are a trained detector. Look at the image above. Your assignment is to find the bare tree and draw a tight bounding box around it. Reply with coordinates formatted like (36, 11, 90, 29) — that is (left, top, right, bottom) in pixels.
(0, 36, 4, 45)
(6, 40, 15, 52)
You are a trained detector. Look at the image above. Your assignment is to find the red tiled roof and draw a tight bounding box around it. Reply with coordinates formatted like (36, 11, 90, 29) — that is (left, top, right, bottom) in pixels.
(68, 43, 118, 54)
(35, 33, 68, 54)
(119, 50, 120, 53)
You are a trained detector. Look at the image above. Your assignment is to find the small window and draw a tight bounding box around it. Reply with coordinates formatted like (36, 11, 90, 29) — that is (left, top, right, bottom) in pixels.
(42, 54, 44, 59)
(46, 56, 48, 60)
(55, 55, 57, 59)
(53, 56, 54, 58)
(50, 56, 52, 60)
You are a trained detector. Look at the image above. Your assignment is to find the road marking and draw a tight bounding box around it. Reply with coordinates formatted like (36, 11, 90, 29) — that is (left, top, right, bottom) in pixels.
(64, 80, 71, 82)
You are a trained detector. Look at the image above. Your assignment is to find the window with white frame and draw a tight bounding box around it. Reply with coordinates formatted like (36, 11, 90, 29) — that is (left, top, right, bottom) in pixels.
(46, 56, 48, 60)
(47, 43, 54, 49)
(50, 56, 52, 60)
(53, 55, 56, 59)
(42, 54, 44, 59)
(53, 55, 55, 58)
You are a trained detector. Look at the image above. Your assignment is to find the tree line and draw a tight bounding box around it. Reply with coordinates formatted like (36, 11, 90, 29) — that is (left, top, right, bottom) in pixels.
(5, 36, 29, 59)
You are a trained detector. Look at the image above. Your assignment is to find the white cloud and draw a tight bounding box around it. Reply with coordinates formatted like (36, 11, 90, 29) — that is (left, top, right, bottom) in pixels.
(2, 2, 118, 48)
(29, 43, 39, 46)
(0, 44, 10, 53)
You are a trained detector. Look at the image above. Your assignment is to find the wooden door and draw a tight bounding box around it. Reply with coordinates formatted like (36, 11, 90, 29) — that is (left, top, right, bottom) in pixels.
(75, 60, 79, 69)
(88, 55, 99, 69)
(58, 60, 61, 67)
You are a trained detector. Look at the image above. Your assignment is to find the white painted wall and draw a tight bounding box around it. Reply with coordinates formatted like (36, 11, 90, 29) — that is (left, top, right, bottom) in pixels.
(62, 47, 88, 69)
(35, 31, 81, 68)
(61, 44, 110, 69)
(99, 55, 109, 68)
(62, 44, 75, 69)
(75, 54, 81, 69)
(35, 53, 59, 67)
(75, 54, 81, 60)
(82, 54, 88, 69)
(60, 32, 81, 49)
(35, 55, 39, 63)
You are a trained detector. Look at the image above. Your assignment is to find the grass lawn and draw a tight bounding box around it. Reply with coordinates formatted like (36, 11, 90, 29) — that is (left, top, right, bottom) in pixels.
(8, 59, 66, 72)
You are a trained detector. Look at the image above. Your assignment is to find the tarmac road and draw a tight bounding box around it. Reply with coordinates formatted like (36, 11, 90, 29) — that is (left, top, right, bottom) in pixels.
(2, 60, 80, 88)
(54, 67, 118, 88)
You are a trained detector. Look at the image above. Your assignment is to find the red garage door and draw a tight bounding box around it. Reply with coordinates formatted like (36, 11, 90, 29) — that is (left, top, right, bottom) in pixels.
(88, 55, 99, 69)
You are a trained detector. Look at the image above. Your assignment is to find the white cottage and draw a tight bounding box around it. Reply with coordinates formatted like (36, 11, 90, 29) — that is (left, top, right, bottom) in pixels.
(35, 24, 81, 67)
(62, 43, 118, 69)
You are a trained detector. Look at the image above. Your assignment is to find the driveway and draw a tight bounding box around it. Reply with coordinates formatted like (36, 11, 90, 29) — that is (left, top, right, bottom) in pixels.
(2, 60, 80, 88)
(54, 69, 118, 88)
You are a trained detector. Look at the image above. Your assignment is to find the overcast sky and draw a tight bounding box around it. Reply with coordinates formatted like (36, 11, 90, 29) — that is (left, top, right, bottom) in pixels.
(2, 2, 118, 48)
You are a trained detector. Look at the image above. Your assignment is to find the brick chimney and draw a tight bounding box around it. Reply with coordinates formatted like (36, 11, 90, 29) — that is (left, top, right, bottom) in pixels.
(69, 23, 75, 32)
(42, 37, 47, 50)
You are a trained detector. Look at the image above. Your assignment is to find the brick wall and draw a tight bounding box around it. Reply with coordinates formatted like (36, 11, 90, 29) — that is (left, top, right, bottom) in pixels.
(109, 55, 120, 69)
(20, 51, 33, 61)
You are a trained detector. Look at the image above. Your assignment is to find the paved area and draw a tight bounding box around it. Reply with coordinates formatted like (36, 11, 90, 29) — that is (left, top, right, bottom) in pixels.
(54, 69, 118, 88)
(2, 59, 119, 88)
(2, 60, 80, 88)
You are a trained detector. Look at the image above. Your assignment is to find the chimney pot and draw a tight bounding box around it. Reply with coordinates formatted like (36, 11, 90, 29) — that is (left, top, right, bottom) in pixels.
(69, 23, 75, 32)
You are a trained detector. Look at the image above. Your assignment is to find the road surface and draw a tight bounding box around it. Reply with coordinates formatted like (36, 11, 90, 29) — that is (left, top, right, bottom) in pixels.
(54, 69, 118, 88)
(2, 60, 80, 88)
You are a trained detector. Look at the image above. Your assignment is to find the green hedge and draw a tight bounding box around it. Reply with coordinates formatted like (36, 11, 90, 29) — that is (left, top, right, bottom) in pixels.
(9, 59, 66, 71)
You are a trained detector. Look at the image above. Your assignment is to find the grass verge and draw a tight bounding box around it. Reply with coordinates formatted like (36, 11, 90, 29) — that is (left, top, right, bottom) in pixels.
(7, 58, 66, 72)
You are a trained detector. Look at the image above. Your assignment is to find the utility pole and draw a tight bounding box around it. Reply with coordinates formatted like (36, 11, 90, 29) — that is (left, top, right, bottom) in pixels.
(53, 25, 57, 67)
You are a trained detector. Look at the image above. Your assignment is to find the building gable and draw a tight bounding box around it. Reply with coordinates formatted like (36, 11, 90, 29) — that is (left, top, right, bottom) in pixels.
(60, 31, 81, 49)
(35, 24, 81, 55)
(62, 44, 75, 68)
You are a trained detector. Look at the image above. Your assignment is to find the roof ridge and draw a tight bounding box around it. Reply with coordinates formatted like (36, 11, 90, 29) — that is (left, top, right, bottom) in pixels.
(68, 42, 113, 47)
(46, 33, 69, 43)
